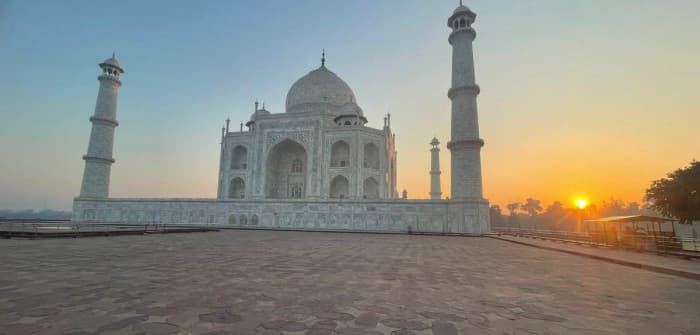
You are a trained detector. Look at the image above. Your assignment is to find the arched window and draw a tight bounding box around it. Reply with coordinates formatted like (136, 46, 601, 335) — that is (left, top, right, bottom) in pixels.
(460, 18, 466, 28)
(291, 158, 303, 173)
(231, 146, 248, 170)
(228, 215, 236, 225)
(363, 143, 380, 169)
(251, 214, 259, 225)
(331, 140, 350, 168)
(289, 183, 303, 199)
(344, 121, 352, 125)
(239, 214, 248, 225)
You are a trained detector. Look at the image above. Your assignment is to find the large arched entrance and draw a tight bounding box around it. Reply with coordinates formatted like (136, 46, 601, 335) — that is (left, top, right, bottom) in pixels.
(265, 139, 307, 199)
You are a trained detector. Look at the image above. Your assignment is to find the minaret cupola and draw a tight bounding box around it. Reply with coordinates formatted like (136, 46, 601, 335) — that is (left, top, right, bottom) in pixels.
(246, 100, 271, 131)
(99, 52, 124, 82)
(448, 1, 476, 32)
(334, 99, 367, 126)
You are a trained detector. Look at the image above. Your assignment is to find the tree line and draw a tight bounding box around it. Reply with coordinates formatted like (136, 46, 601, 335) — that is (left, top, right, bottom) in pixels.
(492, 160, 699, 230)
(489, 198, 656, 231)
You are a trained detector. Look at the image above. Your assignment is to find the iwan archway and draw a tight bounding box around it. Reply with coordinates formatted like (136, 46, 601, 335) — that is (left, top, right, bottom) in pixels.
(265, 139, 307, 199)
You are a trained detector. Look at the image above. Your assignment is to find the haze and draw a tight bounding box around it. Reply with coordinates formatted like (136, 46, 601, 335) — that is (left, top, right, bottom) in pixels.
(0, 0, 698, 210)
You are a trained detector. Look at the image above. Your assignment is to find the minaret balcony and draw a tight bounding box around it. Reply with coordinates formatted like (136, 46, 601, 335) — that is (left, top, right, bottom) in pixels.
(97, 74, 122, 86)
(89, 116, 119, 127)
(447, 139, 484, 150)
(447, 84, 480, 99)
(448, 28, 476, 44)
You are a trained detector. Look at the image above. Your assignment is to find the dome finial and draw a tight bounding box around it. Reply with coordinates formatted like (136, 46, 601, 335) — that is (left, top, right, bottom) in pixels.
(112, 51, 115, 59)
(321, 49, 326, 67)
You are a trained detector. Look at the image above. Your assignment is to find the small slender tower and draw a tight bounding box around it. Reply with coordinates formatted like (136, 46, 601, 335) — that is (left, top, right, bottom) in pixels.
(78, 54, 124, 198)
(429, 137, 442, 200)
(446, 2, 484, 200)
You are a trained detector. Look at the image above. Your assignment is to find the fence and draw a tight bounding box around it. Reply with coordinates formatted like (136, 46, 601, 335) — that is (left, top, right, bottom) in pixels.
(0, 219, 216, 238)
(492, 227, 700, 256)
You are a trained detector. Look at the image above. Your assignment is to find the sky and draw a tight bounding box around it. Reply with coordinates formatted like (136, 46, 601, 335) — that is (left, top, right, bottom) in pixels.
(0, 0, 698, 211)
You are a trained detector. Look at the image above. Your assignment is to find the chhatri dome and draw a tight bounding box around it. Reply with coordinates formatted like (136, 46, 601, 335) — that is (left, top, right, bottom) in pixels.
(99, 52, 124, 73)
(285, 52, 356, 115)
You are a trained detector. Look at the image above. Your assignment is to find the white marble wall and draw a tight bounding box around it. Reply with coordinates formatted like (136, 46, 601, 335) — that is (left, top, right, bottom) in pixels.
(219, 112, 395, 201)
(73, 198, 490, 235)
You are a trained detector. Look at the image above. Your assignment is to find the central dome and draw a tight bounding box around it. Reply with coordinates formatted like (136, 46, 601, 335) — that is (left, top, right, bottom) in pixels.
(286, 65, 356, 114)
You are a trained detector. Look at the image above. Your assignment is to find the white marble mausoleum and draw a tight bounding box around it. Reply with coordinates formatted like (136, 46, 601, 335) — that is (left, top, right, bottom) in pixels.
(218, 55, 397, 202)
(73, 3, 491, 234)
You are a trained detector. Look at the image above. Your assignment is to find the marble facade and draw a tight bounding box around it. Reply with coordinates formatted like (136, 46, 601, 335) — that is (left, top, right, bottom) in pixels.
(73, 3, 490, 235)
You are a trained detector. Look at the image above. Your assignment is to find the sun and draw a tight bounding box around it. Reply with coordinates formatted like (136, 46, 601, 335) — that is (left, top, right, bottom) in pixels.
(575, 198, 588, 209)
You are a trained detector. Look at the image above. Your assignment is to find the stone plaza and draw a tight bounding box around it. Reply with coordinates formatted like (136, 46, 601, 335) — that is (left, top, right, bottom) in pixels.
(1, 230, 698, 335)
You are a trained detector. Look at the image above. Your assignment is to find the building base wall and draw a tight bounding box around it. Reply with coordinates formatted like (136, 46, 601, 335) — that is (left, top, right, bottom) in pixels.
(72, 198, 490, 235)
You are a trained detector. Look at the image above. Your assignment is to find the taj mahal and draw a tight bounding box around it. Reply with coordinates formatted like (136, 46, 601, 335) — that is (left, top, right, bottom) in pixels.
(73, 3, 490, 234)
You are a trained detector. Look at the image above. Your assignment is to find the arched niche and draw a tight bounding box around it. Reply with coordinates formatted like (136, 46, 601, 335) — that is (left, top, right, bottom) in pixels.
(331, 140, 350, 167)
(231, 146, 248, 169)
(363, 177, 379, 199)
(330, 175, 350, 199)
(363, 143, 380, 169)
(229, 177, 245, 199)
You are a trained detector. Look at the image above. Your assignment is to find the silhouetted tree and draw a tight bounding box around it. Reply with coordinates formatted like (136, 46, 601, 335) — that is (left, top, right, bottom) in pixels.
(540, 201, 567, 230)
(520, 198, 543, 217)
(599, 198, 627, 217)
(506, 203, 519, 215)
(506, 202, 520, 228)
(646, 160, 700, 224)
(489, 205, 505, 227)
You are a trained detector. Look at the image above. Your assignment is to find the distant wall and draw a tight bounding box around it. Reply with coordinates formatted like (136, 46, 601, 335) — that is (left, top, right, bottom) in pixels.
(73, 198, 490, 235)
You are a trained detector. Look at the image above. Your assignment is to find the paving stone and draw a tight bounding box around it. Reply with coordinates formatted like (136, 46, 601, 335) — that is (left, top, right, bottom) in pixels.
(336, 328, 385, 335)
(97, 315, 149, 331)
(311, 319, 338, 329)
(380, 319, 430, 330)
(199, 311, 243, 324)
(261, 320, 308, 331)
(20, 307, 59, 317)
(391, 330, 415, 335)
(431, 321, 458, 335)
(521, 312, 567, 322)
(1, 230, 699, 335)
(419, 311, 464, 322)
(1, 324, 45, 334)
(132, 322, 180, 335)
(316, 311, 355, 321)
(305, 328, 334, 335)
(355, 312, 379, 327)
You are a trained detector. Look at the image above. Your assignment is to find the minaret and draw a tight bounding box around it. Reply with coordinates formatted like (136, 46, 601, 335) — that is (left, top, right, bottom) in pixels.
(446, 3, 484, 200)
(78, 53, 124, 198)
(429, 137, 442, 200)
